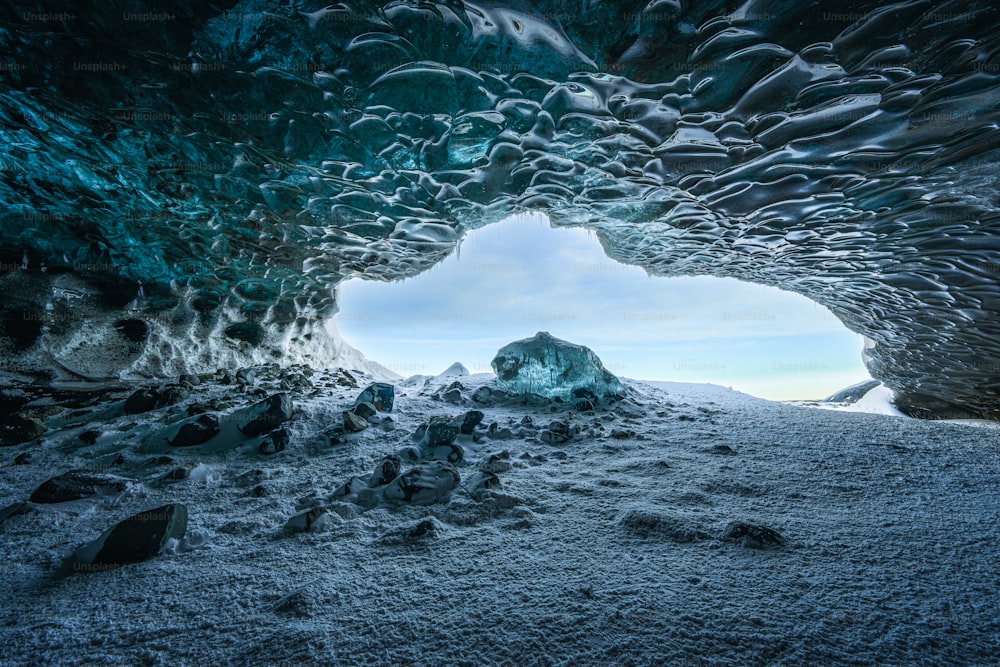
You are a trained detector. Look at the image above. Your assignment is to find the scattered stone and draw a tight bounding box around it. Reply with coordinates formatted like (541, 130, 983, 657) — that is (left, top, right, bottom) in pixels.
(710, 444, 736, 455)
(123, 389, 158, 415)
(619, 509, 711, 543)
(237, 393, 293, 437)
(423, 441, 464, 464)
(342, 410, 368, 433)
(251, 484, 268, 498)
(260, 428, 289, 455)
(178, 373, 201, 387)
(419, 415, 461, 447)
(610, 429, 632, 439)
(539, 420, 575, 444)
(408, 518, 440, 538)
(491, 331, 626, 401)
(520, 416, 533, 427)
(383, 461, 460, 505)
(372, 454, 402, 485)
(13, 452, 31, 465)
(0, 501, 32, 529)
(467, 470, 502, 498)
(123, 385, 189, 415)
(460, 410, 484, 435)
(78, 429, 102, 445)
(169, 414, 220, 447)
(0, 414, 47, 446)
(575, 399, 595, 411)
(235, 368, 256, 385)
(70, 504, 188, 569)
(478, 451, 513, 473)
(326, 425, 347, 445)
(352, 401, 377, 419)
(284, 506, 329, 533)
(167, 465, 193, 480)
(441, 387, 464, 403)
(471, 386, 494, 404)
(29, 470, 127, 504)
(355, 383, 394, 411)
(722, 521, 786, 548)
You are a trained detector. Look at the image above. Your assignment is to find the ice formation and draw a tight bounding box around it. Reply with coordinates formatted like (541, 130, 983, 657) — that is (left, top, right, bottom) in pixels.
(2, 1, 1000, 416)
(492, 331, 626, 401)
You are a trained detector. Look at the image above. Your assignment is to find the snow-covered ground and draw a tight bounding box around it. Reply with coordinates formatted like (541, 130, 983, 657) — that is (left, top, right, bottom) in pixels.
(1, 367, 998, 666)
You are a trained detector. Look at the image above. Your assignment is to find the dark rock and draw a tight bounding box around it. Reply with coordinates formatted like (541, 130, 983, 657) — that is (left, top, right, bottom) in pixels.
(326, 425, 347, 445)
(238, 393, 293, 437)
(0, 414, 46, 446)
(722, 521, 786, 548)
(441, 387, 464, 403)
(575, 399, 595, 411)
(619, 509, 711, 543)
(572, 387, 599, 403)
(169, 414, 220, 447)
(260, 428, 289, 455)
(710, 444, 736, 455)
(478, 451, 512, 473)
(383, 461, 460, 505)
(71, 504, 187, 569)
(124, 385, 188, 415)
(342, 410, 368, 433)
(421, 415, 460, 447)
(423, 441, 464, 464)
(610, 429, 632, 439)
(471, 386, 494, 404)
(251, 484, 268, 497)
(284, 506, 328, 533)
(123, 389, 158, 415)
(539, 420, 575, 444)
(373, 454, 402, 485)
(158, 466, 191, 483)
(0, 501, 32, 528)
(352, 401, 377, 419)
(235, 368, 256, 385)
(225, 322, 265, 346)
(178, 373, 201, 387)
(29, 470, 127, 504)
(409, 518, 439, 538)
(13, 452, 31, 465)
(460, 410, 484, 435)
(355, 383, 394, 411)
(78, 429, 102, 445)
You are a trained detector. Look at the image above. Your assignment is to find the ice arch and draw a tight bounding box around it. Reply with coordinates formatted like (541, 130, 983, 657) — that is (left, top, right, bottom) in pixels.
(336, 212, 870, 400)
(1, 0, 1000, 417)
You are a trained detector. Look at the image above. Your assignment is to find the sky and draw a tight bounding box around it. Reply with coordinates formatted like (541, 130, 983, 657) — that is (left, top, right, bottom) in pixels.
(334, 212, 872, 401)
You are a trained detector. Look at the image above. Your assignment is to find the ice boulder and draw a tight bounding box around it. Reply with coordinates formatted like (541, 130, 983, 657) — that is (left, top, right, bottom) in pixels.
(491, 332, 626, 402)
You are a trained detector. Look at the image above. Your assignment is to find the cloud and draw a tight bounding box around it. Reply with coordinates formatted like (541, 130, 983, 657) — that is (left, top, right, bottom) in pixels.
(335, 213, 869, 399)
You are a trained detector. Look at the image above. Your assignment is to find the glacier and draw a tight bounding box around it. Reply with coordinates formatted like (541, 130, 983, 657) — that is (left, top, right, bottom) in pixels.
(1, 0, 1000, 417)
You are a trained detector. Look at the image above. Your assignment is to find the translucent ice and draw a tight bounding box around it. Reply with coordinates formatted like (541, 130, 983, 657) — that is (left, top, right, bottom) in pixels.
(491, 332, 625, 402)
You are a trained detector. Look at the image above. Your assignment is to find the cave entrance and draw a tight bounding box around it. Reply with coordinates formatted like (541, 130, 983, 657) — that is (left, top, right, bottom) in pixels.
(335, 212, 870, 401)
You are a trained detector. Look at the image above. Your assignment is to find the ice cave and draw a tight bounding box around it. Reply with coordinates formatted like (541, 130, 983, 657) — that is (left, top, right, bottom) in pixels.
(2, 1, 1000, 665)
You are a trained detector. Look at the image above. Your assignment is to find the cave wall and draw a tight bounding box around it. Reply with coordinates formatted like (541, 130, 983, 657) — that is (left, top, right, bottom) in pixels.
(1, 0, 1000, 416)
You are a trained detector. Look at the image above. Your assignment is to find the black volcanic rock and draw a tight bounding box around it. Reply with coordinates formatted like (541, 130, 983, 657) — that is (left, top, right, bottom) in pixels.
(71, 504, 188, 569)
(238, 394, 293, 437)
(29, 471, 127, 504)
(0, 414, 46, 446)
(169, 414, 221, 447)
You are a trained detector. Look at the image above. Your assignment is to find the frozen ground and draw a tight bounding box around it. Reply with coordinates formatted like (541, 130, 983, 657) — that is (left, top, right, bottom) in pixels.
(1, 368, 998, 666)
